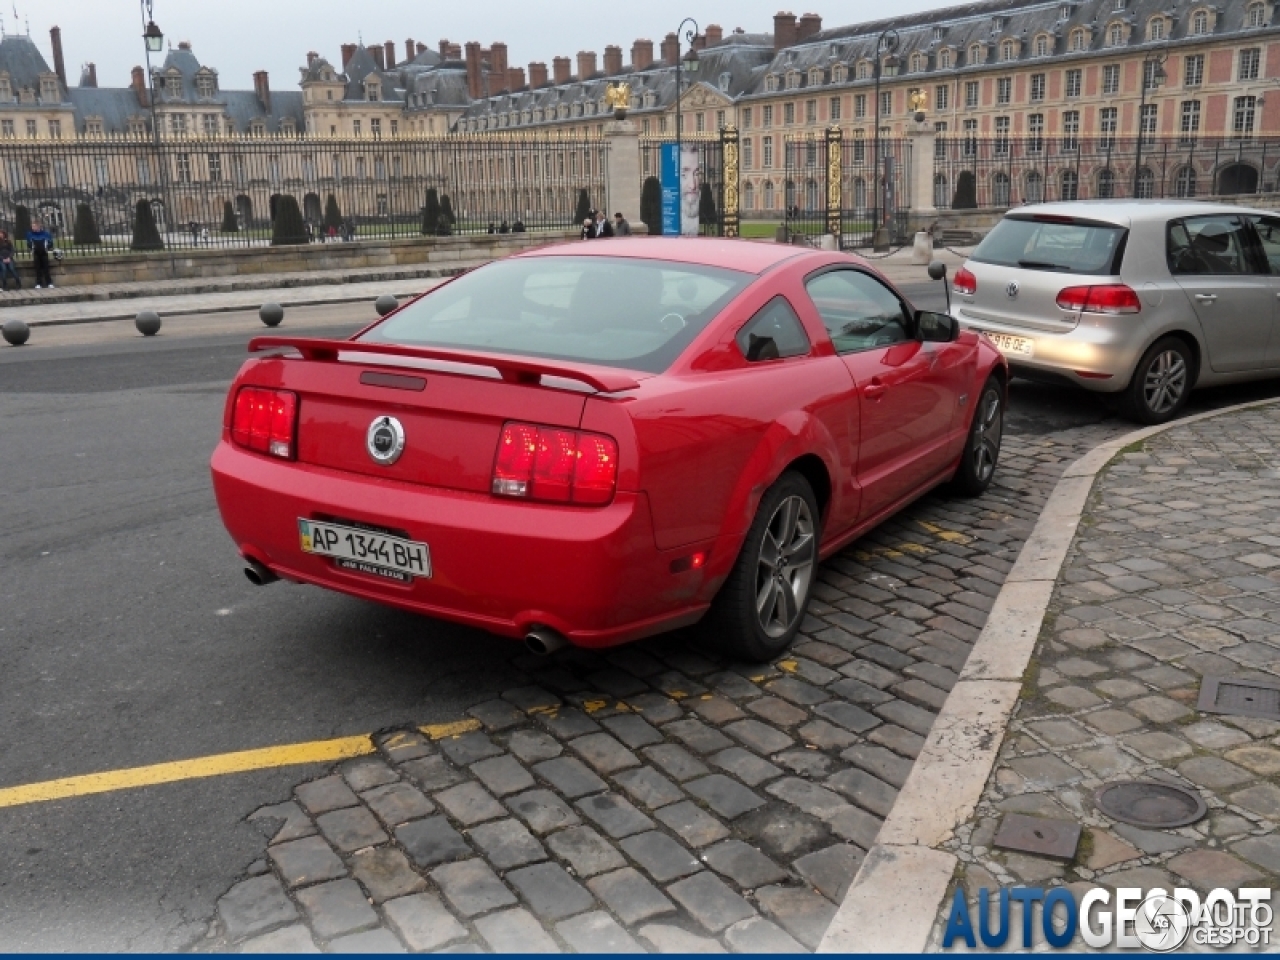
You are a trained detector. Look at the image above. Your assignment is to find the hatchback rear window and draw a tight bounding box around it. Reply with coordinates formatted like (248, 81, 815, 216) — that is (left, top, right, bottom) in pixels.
(360, 256, 752, 374)
(971, 216, 1127, 275)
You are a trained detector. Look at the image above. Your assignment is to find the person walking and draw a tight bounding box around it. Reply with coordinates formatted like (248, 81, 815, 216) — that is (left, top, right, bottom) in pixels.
(613, 212, 632, 236)
(27, 218, 54, 289)
(0, 230, 20, 291)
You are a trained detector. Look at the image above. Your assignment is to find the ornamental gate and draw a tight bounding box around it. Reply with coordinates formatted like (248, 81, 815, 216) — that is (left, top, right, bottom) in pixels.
(638, 126, 740, 237)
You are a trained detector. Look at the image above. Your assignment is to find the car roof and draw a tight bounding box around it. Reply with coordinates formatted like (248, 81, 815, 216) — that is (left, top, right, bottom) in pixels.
(516, 237, 812, 274)
(1006, 199, 1277, 227)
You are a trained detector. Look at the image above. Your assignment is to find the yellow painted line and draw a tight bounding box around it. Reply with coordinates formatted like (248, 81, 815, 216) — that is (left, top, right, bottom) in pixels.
(0, 734, 376, 810)
(420, 718, 482, 739)
(777, 659, 798, 673)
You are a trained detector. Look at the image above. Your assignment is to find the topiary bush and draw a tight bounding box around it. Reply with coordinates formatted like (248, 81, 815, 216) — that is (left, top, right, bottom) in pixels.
(323, 194, 342, 233)
(439, 194, 455, 235)
(14, 204, 31, 244)
(952, 171, 977, 210)
(573, 188, 591, 225)
(271, 195, 308, 245)
(74, 202, 101, 245)
(131, 198, 163, 250)
(640, 176, 661, 235)
(421, 188, 441, 236)
(221, 200, 239, 233)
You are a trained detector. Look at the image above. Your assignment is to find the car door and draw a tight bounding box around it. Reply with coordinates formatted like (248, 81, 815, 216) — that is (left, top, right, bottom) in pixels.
(1239, 214, 1280, 368)
(1167, 214, 1273, 373)
(803, 268, 955, 522)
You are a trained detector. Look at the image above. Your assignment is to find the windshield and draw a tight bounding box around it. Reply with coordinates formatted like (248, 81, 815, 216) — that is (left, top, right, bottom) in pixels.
(972, 216, 1127, 275)
(360, 256, 753, 374)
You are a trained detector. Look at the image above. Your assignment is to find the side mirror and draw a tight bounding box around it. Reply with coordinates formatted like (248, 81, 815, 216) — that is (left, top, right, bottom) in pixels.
(927, 260, 948, 281)
(918, 310, 958, 343)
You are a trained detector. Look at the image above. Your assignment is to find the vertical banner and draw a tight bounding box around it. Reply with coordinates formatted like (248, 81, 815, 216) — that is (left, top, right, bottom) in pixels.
(660, 143, 680, 237)
(680, 144, 700, 236)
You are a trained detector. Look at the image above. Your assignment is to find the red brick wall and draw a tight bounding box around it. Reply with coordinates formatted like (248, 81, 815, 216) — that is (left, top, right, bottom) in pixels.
(1206, 94, 1228, 134)
(1208, 49, 1232, 83)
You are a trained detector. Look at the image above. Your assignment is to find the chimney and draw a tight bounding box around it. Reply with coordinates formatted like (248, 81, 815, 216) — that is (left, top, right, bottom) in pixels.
(604, 45, 623, 75)
(81, 62, 98, 88)
(253, 70, 271, 111)
(662, 33, 680, 66)
(529, 61, 548, 87)
(507, 66, 526, 90)
(773, 11, 798, 50)
(797, 13, 823, 43)
(341, 43, 357, 69)
(406, 39, 415, 62)
(306, 50, 318, 67)
(631, 39, 654, 70)
(131, 65, 150, 107)
(384, 40, 397, 67)
(490, 41, 509, 89)
(576, 50, 597, 79)
(553, 56, 571, 85)
(369, 45, 385, 70)
(440, 39, 452, 57)
(416, 42, 427, 56)
(465, 42, 483, 98)
(447, 43, 461, 60)
(49, 26, 67, 90)
(705, 24, 724, 46)
(693, 33, 706, 51)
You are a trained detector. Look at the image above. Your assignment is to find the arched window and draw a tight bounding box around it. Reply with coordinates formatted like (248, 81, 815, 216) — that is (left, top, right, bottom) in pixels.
(1061, 169, 1079, 200)
(934, 172, 948, 208)
(1175, 166, 1197, 197)
(1108, 23, 1125, 45)
(857, 61, 872, 80)
(763, 180, 775, 209)
(744, 181, 755, 210)
(806, 179, 819, 210)
(992, 171, 1011, 207)
(969, 43, 984, 64)
(1097, 167, 1115, 198)
(1248, 2, 1266, 27)
(784, 180, 796, 209)
(939, 49, 952, 69)
(1070, 29, 1087, 51)
(910, 53, 924, 72)
(1149, 17, 1165, 41)
(1135, 166, 1155, 199)
(1025, 171, 1044, 204)
(809, 68, 824, 86)
(1034, 35, 1050, 56)
(1001, 40, 1016, 61)
(1192, 9, 1208, 35)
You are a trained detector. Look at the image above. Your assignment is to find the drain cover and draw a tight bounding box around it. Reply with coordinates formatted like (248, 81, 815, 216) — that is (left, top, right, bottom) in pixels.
(993, 814, 1082, 859)
(1197, 676, 1280, 720)
(1095, 780, 1206, 829)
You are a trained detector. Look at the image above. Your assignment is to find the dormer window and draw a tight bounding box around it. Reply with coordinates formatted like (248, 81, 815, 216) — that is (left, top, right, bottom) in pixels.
(251, 121, 266, 136)
(938, 48, 952, 69)
(1191, 9, 1209, 34)
(785, 71, 801, 89)
(643, 91, 656, 108)
(166, 74, 182, 97)
(1107, 22, 1125, 46)
(910, 53, 925, 72)
(1070, 28, 1088, 51)
(39, 77, 58, 101)
(196, 74, 215, 98)
(857, 60, 872, 79)
(719, 71, 732, 92)
(764, 73, 779, 92)
(932, 26, 945, 42)
(366, 81, 380, 101)
(1149, 17, 1166, 40)
(1060, 3, 1071, 19)
(1248, 2, 1266, 27)
(832, 64, 848, 83)
(808, 67, 823, 86)
(969, 43, 985, 65)
(993, 16, 1008, 30)
(1034, 34, 1051, 56)
(1000, 39, 1016, 61)
(1112, 0, 1124, 9)
(281, 118, 296, 135)
(85, 118, 103, 136)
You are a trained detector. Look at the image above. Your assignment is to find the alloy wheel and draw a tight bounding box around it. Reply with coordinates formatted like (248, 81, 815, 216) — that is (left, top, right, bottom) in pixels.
(755, 495, 816, 638)
(971, 388, 1003, 485)
(1143, 349, 1188, 416)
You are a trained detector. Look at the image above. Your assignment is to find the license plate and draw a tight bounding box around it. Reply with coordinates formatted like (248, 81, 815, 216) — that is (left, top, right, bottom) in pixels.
(987, 333, 1034, 357)
(298, 518, 431, 582)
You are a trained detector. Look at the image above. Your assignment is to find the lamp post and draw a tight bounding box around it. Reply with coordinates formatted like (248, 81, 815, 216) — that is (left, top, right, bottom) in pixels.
(139, 0, 175, 267)
(1133, 46, 1167, 197)
(872, 28, 899, 246)
(673, 18, 699, 157)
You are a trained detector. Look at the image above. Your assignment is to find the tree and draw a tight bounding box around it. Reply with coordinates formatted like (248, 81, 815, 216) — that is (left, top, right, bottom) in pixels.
(640, 177, 661, 236)
(73, 203, 101, 245)
(952, 171, 977, 210)
(14, 204, 31, 244)
(421, 187, 441, 236)
(698, 182, 717, 235)
(271, 195, 309, 245)
(438, 194, 455, 235)
(573, 188, 591, 225)
(131, 198, 163, 251)
(323, 193, 342, 232)
(220, 200, 239, 233)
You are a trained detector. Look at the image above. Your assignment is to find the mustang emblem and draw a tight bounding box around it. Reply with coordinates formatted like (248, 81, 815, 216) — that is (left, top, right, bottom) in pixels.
(367, 416, 406, 465)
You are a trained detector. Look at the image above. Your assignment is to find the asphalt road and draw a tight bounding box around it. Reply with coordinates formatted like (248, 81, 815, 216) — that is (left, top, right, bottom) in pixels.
(1, 295, 1278, 949)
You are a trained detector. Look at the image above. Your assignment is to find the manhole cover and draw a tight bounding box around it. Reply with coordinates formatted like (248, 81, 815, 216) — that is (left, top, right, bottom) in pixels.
(992, 813, 1081, 859)
(1095, 780, 1206, 829)
(1197, 676, 1280, 720)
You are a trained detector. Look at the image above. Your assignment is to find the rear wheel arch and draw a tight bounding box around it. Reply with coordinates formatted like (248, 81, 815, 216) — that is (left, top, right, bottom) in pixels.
(1160, 330, 1202, 386)
(783, 453, 832, 526)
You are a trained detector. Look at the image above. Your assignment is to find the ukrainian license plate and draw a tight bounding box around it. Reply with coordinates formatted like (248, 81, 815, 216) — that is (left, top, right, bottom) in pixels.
(987, 333, 1034, 357)
(298, 518, 431, 582)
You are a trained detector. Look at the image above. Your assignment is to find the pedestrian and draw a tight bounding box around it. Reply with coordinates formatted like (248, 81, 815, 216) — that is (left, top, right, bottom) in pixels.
(0, 230, 20, 291)
(512, 218, 525, 233)
(613, 212, 632, 236)
(27, 218, 54, 289)
(487, 222, 496, 234)
(593, 210, 614, 238)
(189, 220, 200, 244)
(580, 218, 594, 240)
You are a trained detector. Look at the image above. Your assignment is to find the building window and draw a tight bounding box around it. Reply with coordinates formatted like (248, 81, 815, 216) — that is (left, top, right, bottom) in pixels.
(1191, 10, 1208, 35)
(0, 120, 12, 138)
(1180, 100, 1201, 143)
(1184, 54, 1204, 87)
(743, 181, 754, 210)
(1062, 110, 1080, 150)
(250, 121, 265, 136)
(939, 49, 951, 69)
(994, 116, 1010, 155)
(964, 80, 979, 108)
(48, 119, 62, 139)
(805, 99, 817, 123)
(696, 112, 705, 132)
(879, 90, 892, 115)
(969, 43, 985, 65)
(1240, 48, 1261, 81)
(1030, 73, 1045, 101)
(353, 120, 361, 137)
(935, 84, 950, 110)
(390, 119, 398, 136)
(854, 94, 866, 119)
(1098, 167, 1115, 198)
(1140, 103, 1157, 145)
(1026, 171, 1043, 203)
(934, 121, 948, 158)
(763, 105, 773, 126)
(197, 75, 215, 98)
(170, 114, 187, 135)
(764, 74, 779, 93)
(909, 53, 924, 73)
(763, 181, 775, 209)
(176, 153, 191, 183)
(1034, 34, 1050, 57)
(962, 118, 977, 157)
(742, 107, 753, 128)
(743, 139, 753, 169)
(829, 96, 841, 121)
(1103, 65, 1120, 95)
(1065, 69, 1082, 98)
(993, 171, 1010, 206)
(202, 114, 219, 137)
(786, 72, 800, 90)
(783, 103, 795, 125)
(208, 153, 222, 182)
(166, 75, 182, 97)
(1149, 17, 1165, 41)
(1099, 106, 1118, 148)
(1028, 113, 1044, 153)
(1070, 29, 1087, 52)
(1248, 2, 1266, 27)
(1061, 169, 1078, 200)
(1107, 23, 1124, 46)
(1135, 167, 1154, 199)
(25, 119, 36, 138)
(1142, 60, 1163, 91)
(809, 67, 824, 86)
(86, 119, 104, 136)
(136, 156, 151, 183)
(996, 77, 1011, 104)
(1175, 166, 1197, 197)
(762, 135, 774, 168)
(1233, 95, 1257, 137)
(857, 61, 871, 80)
(1001, 40, 1016, 62)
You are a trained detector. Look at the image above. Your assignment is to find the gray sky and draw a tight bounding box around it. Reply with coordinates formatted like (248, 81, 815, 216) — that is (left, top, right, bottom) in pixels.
(34, 1, 958, 91)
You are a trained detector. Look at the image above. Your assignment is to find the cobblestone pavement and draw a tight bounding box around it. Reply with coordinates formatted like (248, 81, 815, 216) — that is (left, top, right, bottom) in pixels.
(207, 419, 1128, 954)
(929, 404, 1280, 951)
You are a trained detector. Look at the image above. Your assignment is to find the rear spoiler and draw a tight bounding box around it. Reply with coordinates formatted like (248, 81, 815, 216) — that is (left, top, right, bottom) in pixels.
(247, 337, 642, 394)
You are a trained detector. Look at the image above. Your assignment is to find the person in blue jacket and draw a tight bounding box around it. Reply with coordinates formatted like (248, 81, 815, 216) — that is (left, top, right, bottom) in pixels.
(27, 219, 54, 288)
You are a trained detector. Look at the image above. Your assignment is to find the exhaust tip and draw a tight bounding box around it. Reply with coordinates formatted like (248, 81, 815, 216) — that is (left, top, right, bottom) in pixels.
(244, 559, 279, 586)
(525, 627, 568, 656)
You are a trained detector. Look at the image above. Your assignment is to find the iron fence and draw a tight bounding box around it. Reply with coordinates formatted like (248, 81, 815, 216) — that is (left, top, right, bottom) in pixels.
(932, 135, 1280, 209)
(0, 134, 607, 257)
(640, 134, 731, 236)
(783, 135, 913, 248)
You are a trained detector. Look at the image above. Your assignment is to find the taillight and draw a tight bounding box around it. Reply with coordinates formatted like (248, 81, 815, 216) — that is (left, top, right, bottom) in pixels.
(231, 387, 297, 459)
(493, 421, 619, 506)
(1056, 284, 1141, 315)
(953, 266, 977, 295)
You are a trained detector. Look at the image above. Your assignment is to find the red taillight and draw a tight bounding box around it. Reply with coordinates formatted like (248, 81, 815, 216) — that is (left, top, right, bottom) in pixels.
(230, 387, 297, 459)
(493, 421, 619, 506)
(953, 266, 977, 296)
(1056, 284, 1141, 315)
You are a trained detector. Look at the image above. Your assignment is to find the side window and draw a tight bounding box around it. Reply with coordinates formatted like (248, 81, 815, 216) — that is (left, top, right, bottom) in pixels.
(1245, 215, 1280, 275)
(735, 296, 811, 362)
(804, 270, 910, 354)
(1167, 215, 1259, 276)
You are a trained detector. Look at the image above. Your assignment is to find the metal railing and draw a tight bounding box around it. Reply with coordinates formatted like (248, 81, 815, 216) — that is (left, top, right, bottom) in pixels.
(639, 134, 730, 236)
(783, 135, 914, 248)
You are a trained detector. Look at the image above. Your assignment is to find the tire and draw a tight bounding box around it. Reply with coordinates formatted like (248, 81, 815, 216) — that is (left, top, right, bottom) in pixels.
(1122, 336, 1193, 425)
(951, 375, 1004, 497)
(704, 472, 820, 662)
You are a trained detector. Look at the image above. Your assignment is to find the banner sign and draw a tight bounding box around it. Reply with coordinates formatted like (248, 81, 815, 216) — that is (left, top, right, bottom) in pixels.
(660, 144, 680, 237)
(680, 144, 700, 237)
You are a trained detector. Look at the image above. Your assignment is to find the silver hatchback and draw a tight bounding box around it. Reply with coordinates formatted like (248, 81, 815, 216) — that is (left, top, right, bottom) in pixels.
(951, 200, 1280, 423)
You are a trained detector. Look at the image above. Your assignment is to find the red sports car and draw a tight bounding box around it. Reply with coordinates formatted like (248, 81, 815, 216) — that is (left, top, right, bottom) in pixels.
(211, 239, 1006, 661)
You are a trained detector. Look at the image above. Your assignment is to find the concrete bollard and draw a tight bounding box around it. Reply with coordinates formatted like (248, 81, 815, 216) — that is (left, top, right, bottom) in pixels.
(912, 231, 932, 265)
(259, 302, 284, 327)
(2, 317, 29, 346)
(375, 294, 399, 317)
(820, 234, 838, 251)
(135, 310, 161, 336)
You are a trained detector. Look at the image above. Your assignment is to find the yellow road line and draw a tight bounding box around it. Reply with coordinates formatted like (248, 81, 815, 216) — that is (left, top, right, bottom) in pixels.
(419, 718, 482, 739)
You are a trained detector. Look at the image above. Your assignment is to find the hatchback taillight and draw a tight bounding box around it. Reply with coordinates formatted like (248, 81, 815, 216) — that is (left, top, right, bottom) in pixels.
(953, 266, 977, 295)
(231, 387, 297, 459)
(493, 421, 619, 506)
(1056, 284, 1141, 315)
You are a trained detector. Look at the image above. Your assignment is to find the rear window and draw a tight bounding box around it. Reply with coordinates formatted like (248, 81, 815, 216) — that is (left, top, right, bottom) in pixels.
(360, 256, 752, 374)
(971, 216, 1127, 275)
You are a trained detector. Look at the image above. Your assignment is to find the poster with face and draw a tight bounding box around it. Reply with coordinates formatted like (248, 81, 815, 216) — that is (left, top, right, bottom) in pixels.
(680, 144, 700, 237)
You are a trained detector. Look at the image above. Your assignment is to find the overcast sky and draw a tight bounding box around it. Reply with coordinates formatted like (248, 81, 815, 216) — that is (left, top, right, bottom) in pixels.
(31, 0, 958, 91)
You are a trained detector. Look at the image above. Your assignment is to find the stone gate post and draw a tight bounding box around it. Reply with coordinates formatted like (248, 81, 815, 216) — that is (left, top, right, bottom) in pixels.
(603, 120, 642, 230)
(908, 119, 938, 235)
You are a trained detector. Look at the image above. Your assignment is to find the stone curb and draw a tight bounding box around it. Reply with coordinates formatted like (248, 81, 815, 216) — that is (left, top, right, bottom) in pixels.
(817, 396, 1280, 954)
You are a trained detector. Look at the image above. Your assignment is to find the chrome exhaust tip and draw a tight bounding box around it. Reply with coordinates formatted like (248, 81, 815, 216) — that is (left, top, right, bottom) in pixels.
(244, 559, 279, 586)
(524, 627, 568, 656)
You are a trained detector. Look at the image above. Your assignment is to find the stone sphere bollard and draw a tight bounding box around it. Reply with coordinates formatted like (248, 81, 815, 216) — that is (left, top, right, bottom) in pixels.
(135, 310, 162, 336)
(259, 302, 284, 327)
(375, 294, 399, 317)
(2, 317, 30, 346)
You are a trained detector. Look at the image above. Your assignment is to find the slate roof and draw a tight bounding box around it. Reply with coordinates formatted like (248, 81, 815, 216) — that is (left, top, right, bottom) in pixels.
(0, 32, 64, 100)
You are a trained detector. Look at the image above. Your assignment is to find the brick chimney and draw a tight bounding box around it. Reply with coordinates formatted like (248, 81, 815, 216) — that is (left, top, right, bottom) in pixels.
(705, 25, 724, 47)
(465, 42, 483, 98)
(49, 26, 67, 91)
(384, 40, 397, 67)
(370, 45, 385, 70)
(489, 41, 509, 92)
(529, 61, 548, 87)
(82, 62, 98, 87)
(131, 65, 150, 107)
(661, 33, 680, 66)
(631, 39, 654, 70)
(406, 39, 416, 62)
(253, 70, 271, 111)
(774, 11, 798, 50)
(440, 39, 452, 57)
(447, 43, 461, 60)
(306, 50, 318, 67)
(553, 56, 571, 85)
(507, 67, 526, 90)
(416, 42, 427, 56)
(341, 43, 357, 69)
(577, 50, 597, 79)
(797, 13, 823, 43)
(604, 45, 623, 75)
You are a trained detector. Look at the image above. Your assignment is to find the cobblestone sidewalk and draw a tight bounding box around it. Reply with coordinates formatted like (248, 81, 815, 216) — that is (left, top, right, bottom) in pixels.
(204, 420, 1126, 954)
(930, 404, 1280, 950)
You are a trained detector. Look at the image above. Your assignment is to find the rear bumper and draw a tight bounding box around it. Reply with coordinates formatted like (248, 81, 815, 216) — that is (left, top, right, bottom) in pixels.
(210, 443, 715, 648)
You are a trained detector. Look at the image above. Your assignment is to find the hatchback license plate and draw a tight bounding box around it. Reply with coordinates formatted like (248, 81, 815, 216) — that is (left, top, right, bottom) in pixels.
(987, 333, 1034, 357)
(299, 519, 431, 581)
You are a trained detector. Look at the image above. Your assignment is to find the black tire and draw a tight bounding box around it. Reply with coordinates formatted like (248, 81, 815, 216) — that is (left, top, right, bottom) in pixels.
(951, 375, 1004, 497)
(1121, 336, 1193, 425)
(704, 471, 820, 662)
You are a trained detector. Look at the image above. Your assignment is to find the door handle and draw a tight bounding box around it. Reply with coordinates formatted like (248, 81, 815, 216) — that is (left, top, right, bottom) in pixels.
(864, 381, 887, 400)
(1194, 294, 1218, 303)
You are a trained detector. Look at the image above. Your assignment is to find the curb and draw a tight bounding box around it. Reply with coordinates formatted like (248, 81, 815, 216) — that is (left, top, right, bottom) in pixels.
(817, 396, 1280, 954)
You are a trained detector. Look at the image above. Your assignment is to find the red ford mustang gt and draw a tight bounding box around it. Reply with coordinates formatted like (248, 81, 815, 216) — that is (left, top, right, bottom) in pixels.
(211, 239, 1006, 661)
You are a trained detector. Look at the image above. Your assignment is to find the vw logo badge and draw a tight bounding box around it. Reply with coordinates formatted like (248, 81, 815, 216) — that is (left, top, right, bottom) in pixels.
(366, 416, 406, 465)
(1006, 281, 1020, 298)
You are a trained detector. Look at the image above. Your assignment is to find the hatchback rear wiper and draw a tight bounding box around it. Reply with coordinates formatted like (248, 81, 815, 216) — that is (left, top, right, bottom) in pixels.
(1017, 259, 1071, 271)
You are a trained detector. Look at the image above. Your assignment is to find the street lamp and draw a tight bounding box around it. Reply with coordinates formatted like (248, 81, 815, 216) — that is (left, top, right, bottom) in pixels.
(872, 28, 899, 247)
(674, 18, 699, 158)
(140, 0, 176, 268)
(1133, 46, 1168, 197)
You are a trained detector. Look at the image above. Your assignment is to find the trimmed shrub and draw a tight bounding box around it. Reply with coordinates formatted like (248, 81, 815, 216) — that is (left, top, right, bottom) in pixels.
(952, 171, 977, 210)
(323, 194, 342, 232)
(439, 194, 455, 235)
(270, 195, 309, 245)
(698, 182, 717, 234)
(421, 188, 441, 236)
(221, 200, 239, 233)
(131, 199, 163, 250)
(573, 188, 591, 225)
(74, 203, 101, 245)
(14, 204, 31, 244)
(640, 176, 661, 235)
